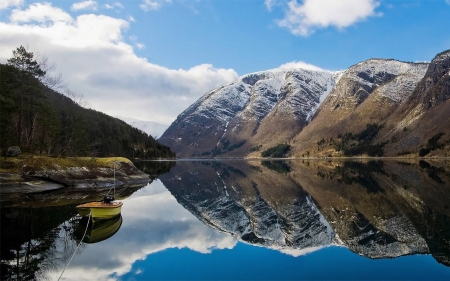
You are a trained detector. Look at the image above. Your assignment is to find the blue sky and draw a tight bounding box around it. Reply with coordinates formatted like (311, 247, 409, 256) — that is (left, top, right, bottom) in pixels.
(1, 0, 449, 124)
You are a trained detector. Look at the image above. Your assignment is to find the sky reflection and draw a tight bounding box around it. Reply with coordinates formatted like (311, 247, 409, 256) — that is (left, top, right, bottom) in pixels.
(49, 179, 237, 280)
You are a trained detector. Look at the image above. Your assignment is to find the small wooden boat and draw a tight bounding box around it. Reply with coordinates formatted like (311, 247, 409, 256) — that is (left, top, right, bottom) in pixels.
(76, 201, 123, 219)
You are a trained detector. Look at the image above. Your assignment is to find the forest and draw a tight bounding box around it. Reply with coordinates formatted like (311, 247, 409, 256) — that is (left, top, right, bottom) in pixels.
(0, 46, 175, 159)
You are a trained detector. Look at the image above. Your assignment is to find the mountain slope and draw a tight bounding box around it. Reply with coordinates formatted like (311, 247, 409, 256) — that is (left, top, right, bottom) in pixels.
(380, 50, 450, 156)
(159, 68, 335, 157)
(159, 49, 450, 158)
(291, 59, 428, 157)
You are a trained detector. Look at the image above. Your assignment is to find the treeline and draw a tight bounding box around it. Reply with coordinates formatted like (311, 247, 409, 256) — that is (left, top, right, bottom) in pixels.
(261, 144, 291, 158)
(0, 46, 175, 159)
(334, 123, 387, 157)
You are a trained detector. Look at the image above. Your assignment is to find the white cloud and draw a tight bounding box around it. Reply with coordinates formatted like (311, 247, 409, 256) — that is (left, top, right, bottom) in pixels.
(10, 2, 73, 23)
(446, 0, 450, 5)
(0, 0, 23, 10)
(135, 43, 145, 49)
(264, 0, 276, 11)
(140, 0, 171, 11)
(71, 0, 98, 11)
(114, 2, 124, 9)
(279, 245, 331, 257)
(0, 2, 237, 124)
(277, 0, 380, 36)
(277, 60, 330, 72)
(128, 15, 135, 22)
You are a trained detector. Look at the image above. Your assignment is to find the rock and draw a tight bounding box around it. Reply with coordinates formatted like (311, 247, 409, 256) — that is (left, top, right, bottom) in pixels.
(5, 146, 21, 157)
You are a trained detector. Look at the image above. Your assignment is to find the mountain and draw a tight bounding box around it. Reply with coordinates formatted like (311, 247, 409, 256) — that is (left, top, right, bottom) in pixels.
(159, 50, 450, 158)
(159, 68, 336, 157)
(116, 116, 168, 139)
(291, 58, 429, 157)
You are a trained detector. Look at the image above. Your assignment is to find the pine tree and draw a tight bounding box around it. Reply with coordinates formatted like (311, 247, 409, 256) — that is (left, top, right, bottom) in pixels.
(7, 46, 46, 148)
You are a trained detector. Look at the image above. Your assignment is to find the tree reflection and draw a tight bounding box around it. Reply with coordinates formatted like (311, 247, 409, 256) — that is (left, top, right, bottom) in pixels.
(0, 206, 78, 280)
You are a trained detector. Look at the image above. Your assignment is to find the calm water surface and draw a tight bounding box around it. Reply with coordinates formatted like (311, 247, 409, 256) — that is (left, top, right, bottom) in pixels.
(2, 159, 450, 280)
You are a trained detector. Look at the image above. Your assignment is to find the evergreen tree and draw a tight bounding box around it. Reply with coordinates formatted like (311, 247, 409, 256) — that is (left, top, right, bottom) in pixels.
(7, 46, 46, 148)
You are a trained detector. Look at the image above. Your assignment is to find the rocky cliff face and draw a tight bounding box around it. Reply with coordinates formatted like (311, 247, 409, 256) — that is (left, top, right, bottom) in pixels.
(407, 50, 450, 109)
(292, 59, 428, 156)
(379, 50, 450, 156)
(159, 49, 450, 158)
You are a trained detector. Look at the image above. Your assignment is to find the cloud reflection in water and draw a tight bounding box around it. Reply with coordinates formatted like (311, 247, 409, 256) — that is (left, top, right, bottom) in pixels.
(49, 179, 237, 280)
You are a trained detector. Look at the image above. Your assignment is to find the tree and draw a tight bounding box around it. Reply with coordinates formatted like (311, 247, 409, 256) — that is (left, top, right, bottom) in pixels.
(0, 64, 18, 147)
(7, 46, 46, 147)
(1, 45, 175, 158)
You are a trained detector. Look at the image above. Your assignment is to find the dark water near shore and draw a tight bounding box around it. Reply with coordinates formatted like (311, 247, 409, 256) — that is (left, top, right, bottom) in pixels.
(2, 159, 450, 280)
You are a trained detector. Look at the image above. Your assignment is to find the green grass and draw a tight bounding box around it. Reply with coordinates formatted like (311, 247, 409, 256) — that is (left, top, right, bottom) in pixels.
(0, 154, 131, 174)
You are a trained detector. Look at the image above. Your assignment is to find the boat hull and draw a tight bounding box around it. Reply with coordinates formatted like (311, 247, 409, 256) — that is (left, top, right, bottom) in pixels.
(76, 201, 123, 219)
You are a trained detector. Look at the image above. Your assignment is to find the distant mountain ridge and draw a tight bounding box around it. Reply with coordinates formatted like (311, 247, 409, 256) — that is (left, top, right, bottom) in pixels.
(159, 50, 450, 158)
(116, 116, 168, 139)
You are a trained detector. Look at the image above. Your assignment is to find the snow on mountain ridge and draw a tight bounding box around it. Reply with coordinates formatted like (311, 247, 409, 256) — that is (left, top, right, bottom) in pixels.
(159, 58, 433, 158)
(159, 65, 345, 157)
(323, 59, 429, 112)
(184, 67, 335, 125)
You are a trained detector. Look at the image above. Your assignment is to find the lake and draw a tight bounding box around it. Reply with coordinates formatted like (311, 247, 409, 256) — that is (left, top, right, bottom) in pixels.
(2, 159, 450, 280)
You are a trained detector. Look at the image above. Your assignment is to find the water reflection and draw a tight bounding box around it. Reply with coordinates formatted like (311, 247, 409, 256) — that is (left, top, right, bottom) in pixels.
(1, 159, 450, 280)
(158, 159, 450, 265)
(75, 215, 123, 244)
(1, 205, 79, 280)
(45, 179, 235, 280)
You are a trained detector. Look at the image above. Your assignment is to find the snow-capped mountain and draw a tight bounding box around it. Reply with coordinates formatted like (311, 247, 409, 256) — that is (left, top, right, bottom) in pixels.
(159, 68, 336, 157)
(160, 49, 450, 158)
(116, 116, 168, 139)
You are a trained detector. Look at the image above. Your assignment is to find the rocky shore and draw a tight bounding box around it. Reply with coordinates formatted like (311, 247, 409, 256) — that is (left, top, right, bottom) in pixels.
(0, 156, 151, 207)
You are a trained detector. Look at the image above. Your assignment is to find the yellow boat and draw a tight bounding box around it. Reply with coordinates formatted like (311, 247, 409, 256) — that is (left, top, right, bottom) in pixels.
(76, 201, 123, 219)
(77, 161, 123, 219)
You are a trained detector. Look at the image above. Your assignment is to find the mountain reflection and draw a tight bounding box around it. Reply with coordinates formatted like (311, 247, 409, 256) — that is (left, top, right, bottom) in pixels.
(158, 159, 450, 266)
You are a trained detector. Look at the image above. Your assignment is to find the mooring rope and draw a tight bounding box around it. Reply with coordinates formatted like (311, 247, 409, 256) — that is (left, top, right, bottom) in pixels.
(58, 212, 92, 281)
(104, 161, 117, 199)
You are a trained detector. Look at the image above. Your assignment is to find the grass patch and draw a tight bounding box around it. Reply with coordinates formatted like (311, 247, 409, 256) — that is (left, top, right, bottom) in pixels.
(0, 154, 131, 174)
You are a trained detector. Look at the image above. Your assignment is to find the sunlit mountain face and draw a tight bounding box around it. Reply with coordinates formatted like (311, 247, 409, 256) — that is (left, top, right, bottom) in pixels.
(160, 50, 450, 159)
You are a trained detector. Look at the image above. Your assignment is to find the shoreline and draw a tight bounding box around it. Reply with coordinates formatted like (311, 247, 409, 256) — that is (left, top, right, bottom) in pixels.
(0, 156, 151, 207)
(141, 156, 450, 161)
